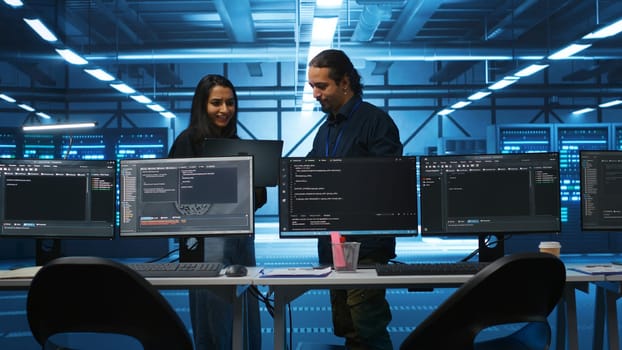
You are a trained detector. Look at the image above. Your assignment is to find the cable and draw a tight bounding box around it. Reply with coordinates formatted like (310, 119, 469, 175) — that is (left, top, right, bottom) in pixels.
(387, 259, 406, 264)
(145, 248, 180, 263)
(460, 247, 480, 262)
(460, 234, 512, 262)
(247, 285, 293, 349)
(248, 285, 274, 318)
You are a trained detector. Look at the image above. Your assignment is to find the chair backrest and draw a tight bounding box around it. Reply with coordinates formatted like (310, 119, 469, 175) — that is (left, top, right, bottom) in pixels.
(26, 256, 193, 350)
(399, 252, 566, 350)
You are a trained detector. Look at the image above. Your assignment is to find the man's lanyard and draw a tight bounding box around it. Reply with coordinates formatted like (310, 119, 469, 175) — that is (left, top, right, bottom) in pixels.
(325, 100, 362, 157)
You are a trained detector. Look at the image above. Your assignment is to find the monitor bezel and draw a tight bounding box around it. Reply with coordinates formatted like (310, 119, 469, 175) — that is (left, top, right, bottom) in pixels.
(118, 155, 255, 238)
(579, 150, 622, 231)
(419, 152, 562, 237)
(278, 156, 419, 238)
(0, 158, 117, 239)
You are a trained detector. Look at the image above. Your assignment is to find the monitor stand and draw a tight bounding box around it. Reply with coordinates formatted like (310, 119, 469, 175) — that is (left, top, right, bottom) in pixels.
(478, 233, 504, 263)
(179, 237, 204, 263)
(35, 239, 62, 266)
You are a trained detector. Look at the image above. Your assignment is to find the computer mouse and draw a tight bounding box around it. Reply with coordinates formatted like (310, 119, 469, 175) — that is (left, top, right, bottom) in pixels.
(225, 264, 248, 277)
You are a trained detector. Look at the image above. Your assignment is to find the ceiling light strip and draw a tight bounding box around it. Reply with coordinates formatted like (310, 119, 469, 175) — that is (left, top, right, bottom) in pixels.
(599, 99, 622, 108)
(55, 48, 88, 65)
(3, 0, 23, 7)
(438, 16, 622, 117)
(23, 18, 58, 42)
(8, 3, 176, 120)
(23, 122, 97, 132)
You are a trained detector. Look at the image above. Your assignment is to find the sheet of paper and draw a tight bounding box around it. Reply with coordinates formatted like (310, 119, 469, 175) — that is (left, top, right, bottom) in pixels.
(259, 267, 332, 278)
(569, 264, 622, 275)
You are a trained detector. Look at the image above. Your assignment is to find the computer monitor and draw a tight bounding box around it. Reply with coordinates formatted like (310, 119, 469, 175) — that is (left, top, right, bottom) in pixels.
(118, 156, 255, 239)
(419, 152, 561, 262)
(580, 150, 622, 231)
(201, 138, 283, 187)
(278, 157, 418, 238)
(0, 159, 116, 264)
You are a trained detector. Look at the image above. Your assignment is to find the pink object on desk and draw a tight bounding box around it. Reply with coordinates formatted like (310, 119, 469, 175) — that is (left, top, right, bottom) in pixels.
(331, 232, 346, 268)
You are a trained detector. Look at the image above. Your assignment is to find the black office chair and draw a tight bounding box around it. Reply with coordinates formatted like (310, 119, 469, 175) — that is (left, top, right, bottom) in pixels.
(26, 256, 194, 350)
(400, 252, 566, 350)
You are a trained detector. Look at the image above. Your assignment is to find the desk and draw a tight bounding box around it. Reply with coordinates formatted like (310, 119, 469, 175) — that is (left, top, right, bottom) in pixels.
(147, 271, 259, 350)
(593, 273, 622, 350)
(561, 265, 607, 350)
(257, 267, 603, 350)
(0, 265, 607, 350)
(0, 266, 261, 350)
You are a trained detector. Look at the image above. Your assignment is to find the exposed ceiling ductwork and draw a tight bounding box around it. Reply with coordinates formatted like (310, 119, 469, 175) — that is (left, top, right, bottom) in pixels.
(1, 0, 622, 118)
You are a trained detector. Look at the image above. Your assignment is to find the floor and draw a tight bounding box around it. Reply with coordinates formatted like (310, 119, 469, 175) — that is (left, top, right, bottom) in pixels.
(0, 219, 615, 349)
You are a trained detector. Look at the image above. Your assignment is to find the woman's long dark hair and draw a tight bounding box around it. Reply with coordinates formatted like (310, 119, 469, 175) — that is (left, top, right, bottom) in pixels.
(186, 74, 239, 147)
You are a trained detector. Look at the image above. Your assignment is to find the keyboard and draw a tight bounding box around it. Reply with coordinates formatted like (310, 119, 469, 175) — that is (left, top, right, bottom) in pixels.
(375, 262, 490, 276)
(126, 262, 224, 277)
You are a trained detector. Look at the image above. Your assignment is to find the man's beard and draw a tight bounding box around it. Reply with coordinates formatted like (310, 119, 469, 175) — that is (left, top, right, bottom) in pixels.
(319, 100, 330, 113)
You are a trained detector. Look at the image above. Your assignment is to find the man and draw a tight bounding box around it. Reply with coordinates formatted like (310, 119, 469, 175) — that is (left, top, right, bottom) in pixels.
(306, 49, 403, 350)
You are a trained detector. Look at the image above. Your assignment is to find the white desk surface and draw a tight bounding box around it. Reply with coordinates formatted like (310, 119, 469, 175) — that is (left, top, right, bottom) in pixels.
(0, 265, 261, 350)
(0, 266, 261, 287)
(255, 264, 603, 350)
(257, 265, 604, 284)
(0, 264, 605, 288)
(0, 262, 609, 350)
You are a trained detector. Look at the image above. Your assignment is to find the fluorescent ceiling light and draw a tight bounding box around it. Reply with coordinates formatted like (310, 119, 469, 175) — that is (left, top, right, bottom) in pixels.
(437, 108, 454, 116)
(571, 107, 595, 115)
(468, 91, 492, 101)
(3, 0, 23, 7)
(23, 18, 58, 42)
(301, 103, 315, 112)
(17, 103, 35, 112)
(489, 76, 519, 90)
(35, 112, 52, 119)
(514, 64, 549, 77)
(110, 83, 136, 94)
(306, 45, 327, 64)
(23, 122, 97, 132)
(55, 48, 88, 65)
(548, 43, 592, 60)
(0, 94, 16, 103)
(184, 13, 221, 21)
(599, 99, 622, 108)
(311, 17, 339, 45)
(450, 101, 471, 109)
(130, 95, 152, 104)
(422, 55, 516, 61)
(316, 0, 342, 9)
(160, 112, 176, 119)
(84, 68, 115, 82)
(583, 19, 622, 39)
(146, 104, 165, 112)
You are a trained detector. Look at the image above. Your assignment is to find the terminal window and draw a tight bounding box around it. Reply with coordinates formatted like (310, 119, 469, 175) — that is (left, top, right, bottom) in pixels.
(279, 157, 418, 238)
(419, 152, 561, 235)
(0, 159, 116, 238)
(119, 156, 254, 237)
(580, 150, 622, 230)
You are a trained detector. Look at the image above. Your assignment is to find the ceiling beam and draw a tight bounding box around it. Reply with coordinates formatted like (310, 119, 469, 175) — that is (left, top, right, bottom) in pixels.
(213, 0, 256, 42)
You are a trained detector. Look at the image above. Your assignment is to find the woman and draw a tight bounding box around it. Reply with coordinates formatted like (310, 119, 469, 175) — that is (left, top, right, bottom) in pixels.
(169, 74, 265, 350)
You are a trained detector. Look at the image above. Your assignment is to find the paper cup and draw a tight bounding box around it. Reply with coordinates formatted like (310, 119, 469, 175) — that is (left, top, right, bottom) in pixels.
(539, 241, 561, 257)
